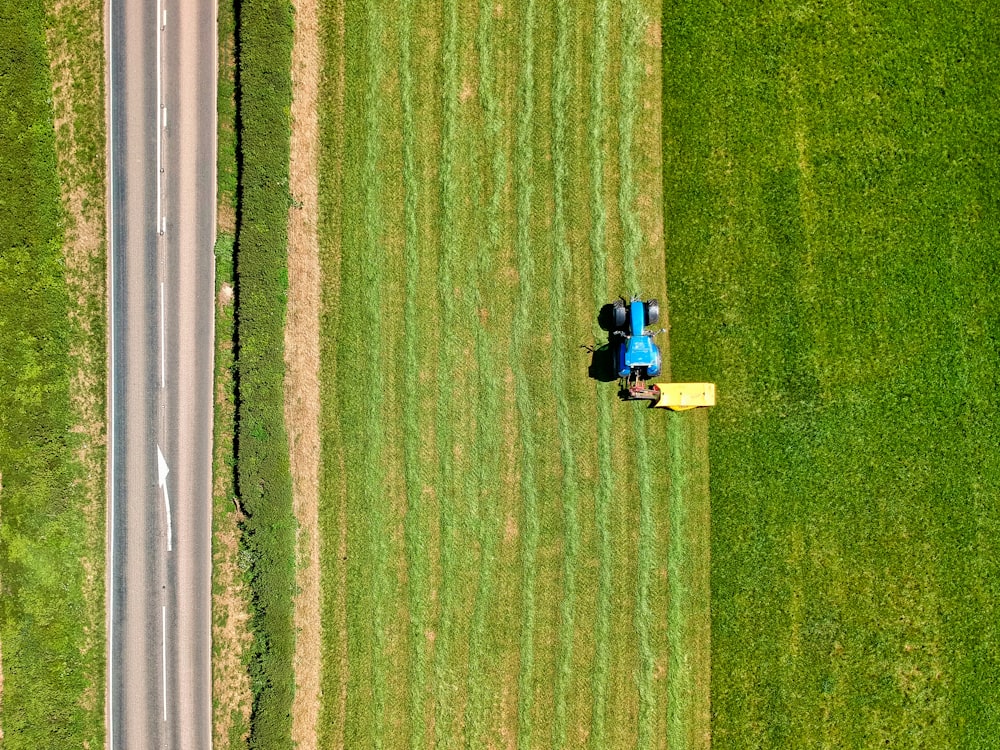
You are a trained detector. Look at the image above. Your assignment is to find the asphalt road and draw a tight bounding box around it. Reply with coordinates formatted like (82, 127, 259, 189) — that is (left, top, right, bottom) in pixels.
(107, 0, 216, 746)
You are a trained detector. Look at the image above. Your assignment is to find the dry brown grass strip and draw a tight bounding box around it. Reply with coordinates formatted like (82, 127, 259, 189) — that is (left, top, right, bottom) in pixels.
(211, 310, 252, 750)
(286, 0, 323, 744)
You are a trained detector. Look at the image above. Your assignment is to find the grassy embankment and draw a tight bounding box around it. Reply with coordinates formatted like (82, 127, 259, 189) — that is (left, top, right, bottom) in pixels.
(0, 0, 104, 746)
(663, 1, 1000, 746)
(232, 0, 296, 747)
(318, 0, 682, 747)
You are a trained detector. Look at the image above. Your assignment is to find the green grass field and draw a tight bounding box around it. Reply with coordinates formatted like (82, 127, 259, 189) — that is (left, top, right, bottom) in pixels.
(663, 1, 1000, 746)
(0, 1, 104, 745)
(315, 0, 712, 747)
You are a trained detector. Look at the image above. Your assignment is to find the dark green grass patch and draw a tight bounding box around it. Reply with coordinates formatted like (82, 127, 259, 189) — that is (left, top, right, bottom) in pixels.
(664, 1, 1000, 746)
(0, 2, 101, 746)
(233, 0, 295, 746)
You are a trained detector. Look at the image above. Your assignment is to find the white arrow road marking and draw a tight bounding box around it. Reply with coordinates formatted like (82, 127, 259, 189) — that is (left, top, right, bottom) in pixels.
(157, 445, 173, 551)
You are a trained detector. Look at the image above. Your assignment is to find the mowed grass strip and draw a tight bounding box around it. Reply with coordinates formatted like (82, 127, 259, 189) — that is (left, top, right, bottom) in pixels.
(584, 3, 615, 746)
(614, 2, 659, 746)
(663, 0, 1000, 746)
(361, 1, 389, 742)
(397, 3, 432, 749)
(461, 0, 514, 745)
(510, 2, 541, 746)
(432, 2, 465, 746)
(318, 1, 671, 747)
(548, 1, 581, 747)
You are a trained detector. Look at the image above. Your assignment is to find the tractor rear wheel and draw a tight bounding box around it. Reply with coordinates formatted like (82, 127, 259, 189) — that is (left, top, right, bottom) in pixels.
(645, 299, 660, 325)
(612, 298, 627, 330)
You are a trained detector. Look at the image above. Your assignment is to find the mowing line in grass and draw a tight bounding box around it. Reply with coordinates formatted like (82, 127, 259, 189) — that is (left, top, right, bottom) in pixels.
(585, 2, 613, 746)
(547, 2, 581, 748)
(398, 2, 432, 748)
(462, 2, 509, 746)
(512, 1, 540, 746)
(431, 0, 464, 746)
(316, 0, 348, 744)
(618, 0, 645, 296)
(361, 1, 389, 744)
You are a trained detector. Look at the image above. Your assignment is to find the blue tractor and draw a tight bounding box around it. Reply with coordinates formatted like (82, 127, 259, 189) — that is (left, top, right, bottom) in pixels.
(608, 296, 663, 382)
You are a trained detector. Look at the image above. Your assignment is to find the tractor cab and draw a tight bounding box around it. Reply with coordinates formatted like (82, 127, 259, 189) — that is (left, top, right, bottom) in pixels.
(612, 297, 662, 380)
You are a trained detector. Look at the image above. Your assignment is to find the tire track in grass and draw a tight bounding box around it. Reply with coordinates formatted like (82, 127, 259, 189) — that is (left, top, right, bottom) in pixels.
(548, 2, 579, 748)
(462, 2, 508, 747)
(433, 0, 462, 745)
(512, 1, 539, 747)
(586, 2, 613, 746)
(617, 1, 656, 746)
(361, 1, 389, 745)
(399, 3, 431, 748)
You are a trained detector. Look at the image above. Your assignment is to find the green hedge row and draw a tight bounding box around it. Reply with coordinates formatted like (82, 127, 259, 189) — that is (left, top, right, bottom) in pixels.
(233, 0, 296, 747)
(0, 2, 101, 746)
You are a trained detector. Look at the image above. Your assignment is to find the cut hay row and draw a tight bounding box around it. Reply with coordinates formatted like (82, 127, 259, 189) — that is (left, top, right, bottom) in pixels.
(585, 1, 613, 747)
(397, 2, 432, 748)
(548, 2, 580, 748)
(614, 2, 659, 745)
(360, 1, 389, 744)
(512, 0, 540, 746)
(462, 1, 509, 745)
(618, 0, 645, 293)
(432, 1, 463, 746)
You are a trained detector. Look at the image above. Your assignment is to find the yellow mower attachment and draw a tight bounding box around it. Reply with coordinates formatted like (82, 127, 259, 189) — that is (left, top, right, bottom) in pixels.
(650, 382, 716, 410)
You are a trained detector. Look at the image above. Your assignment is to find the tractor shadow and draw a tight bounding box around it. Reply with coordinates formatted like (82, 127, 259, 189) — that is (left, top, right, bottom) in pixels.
(585, 304, 627, 383)
(584, 343, 619, 382)
(597, 302, 621, 333)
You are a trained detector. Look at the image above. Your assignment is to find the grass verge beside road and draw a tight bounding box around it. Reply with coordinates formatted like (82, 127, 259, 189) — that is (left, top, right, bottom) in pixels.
(212, 0, 253, 746)
(0, 2, 104, 746)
